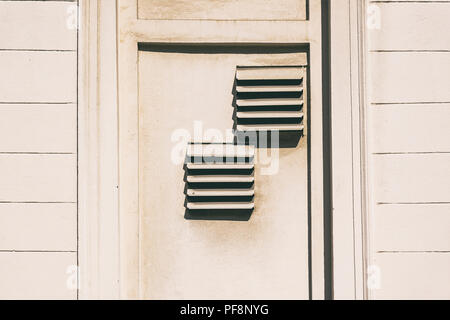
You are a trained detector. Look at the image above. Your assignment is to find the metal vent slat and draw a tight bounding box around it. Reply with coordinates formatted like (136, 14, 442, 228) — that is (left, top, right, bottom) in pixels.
(187, 202, 255, 210)
(236, 67, 303, 80)
(236, 85, 303, 93)
(237, 111, 304, 119)
(236, 98, 303, 107)
(237, 124, 304, 132)
(187, 163, 254, 170)
(187, 188, 255, 197)
(187, 175, 254, 183)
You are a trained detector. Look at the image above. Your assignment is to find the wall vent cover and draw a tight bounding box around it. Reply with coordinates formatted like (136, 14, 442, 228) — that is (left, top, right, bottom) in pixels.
(235, 66, 305, 134)
(185, 142, 255, 220)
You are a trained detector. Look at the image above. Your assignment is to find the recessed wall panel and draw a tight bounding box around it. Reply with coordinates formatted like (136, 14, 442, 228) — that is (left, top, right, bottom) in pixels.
(138, 45, 309, 299)
(138, 0, 307, 21)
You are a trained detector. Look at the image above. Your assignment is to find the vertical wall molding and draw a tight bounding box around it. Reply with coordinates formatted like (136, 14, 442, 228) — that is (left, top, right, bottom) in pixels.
(356, 0, 370, 300)
(78, 0, 120, 299)
(330, 0, 369, 299)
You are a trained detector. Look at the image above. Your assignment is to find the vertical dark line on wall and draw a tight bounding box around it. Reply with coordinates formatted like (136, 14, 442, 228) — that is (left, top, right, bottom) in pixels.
(306, 0, 310, 21)
(115, 0, 121, 299)
(306, 45, 312, 300)
(321, 0, 333, 300)
(76, 0, 80, 301)
(357, 1, 368, 300)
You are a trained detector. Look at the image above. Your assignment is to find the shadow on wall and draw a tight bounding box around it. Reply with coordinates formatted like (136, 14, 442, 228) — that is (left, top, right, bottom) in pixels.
(185, 209, 253, 221)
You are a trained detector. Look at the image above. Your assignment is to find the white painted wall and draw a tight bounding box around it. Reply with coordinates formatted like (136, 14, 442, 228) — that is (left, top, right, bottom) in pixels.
(366, 0, 450, 299)
(0, 1, 78, 299)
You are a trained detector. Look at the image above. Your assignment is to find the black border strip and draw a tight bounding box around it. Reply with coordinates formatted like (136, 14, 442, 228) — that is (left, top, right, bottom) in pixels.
(321, 0, 333, 300)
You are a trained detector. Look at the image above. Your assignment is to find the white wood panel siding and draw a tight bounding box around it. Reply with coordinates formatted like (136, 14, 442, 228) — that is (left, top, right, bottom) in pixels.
(374, 204, 450, 252)
(0, 0, 78, 299)
(0, 252, 77, 300)
(0, 203, 77, 251)
(369, 52, 450, 104)
(0, 104, 77, 153)
(367, 0, 450, 299)
(0, 1, 77, 50)
(368, 2, 450, 51)
(0, 51, 77, 103)
(372, 253, 450, 300)
(373, 153, 450, 204)
(0, 154, 77, 203)
(370, 104, 450, 153)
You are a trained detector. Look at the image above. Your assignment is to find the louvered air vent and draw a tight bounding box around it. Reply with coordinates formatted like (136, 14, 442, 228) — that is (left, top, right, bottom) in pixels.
(235, 66, 305, 133)
(185, 142, 255, 219)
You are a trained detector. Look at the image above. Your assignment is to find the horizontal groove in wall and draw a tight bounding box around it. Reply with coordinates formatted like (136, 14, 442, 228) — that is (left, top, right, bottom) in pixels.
(372, 101, 450, 105)
(3, 0, 77, 2)
(377, 202, 450, 205)
(370, 1, 450, 3)
(377, 251, 450, 254)
(0, 102, 76, 105)
(372, 152, 450, 155)
(0, 201, 76, 204)
(0, 152, 75, 155)
(370, 50, 450, 52)
(0, 250, 77, 253)
(0, 49, 76, 52)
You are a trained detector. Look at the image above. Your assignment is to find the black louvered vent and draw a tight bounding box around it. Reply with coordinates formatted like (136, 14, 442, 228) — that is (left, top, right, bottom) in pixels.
(235, 66, 305, 133)
(185, 142, 255, 219)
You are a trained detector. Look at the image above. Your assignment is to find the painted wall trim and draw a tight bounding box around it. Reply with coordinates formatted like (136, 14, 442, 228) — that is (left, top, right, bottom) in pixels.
(78, 0, 120, 299)
(330, 0, 369, 299)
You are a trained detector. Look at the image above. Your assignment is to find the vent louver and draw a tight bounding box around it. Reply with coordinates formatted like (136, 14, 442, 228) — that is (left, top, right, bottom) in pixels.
(185, 142, 255, 219)
(235, 66, 305, 133)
